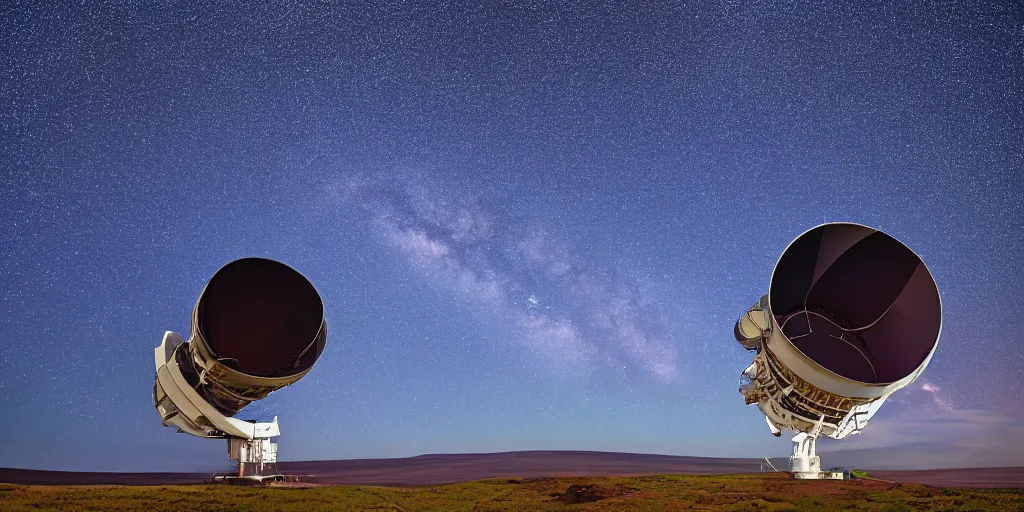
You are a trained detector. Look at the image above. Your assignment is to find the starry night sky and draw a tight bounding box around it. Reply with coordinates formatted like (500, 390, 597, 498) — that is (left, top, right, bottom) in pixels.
(1, 1, 1022, 472)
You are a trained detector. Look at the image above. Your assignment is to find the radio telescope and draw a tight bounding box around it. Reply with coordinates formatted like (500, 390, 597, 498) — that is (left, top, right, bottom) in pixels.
(152, 258, 327, 482)
(734, 223, 941, 479)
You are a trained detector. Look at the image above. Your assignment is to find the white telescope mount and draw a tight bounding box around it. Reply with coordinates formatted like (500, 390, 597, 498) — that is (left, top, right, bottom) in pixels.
(219, 418, 282, 483)
(789, 432, 821, 479)
(154, 331, 287, 483)
(787, 417, 843, 480)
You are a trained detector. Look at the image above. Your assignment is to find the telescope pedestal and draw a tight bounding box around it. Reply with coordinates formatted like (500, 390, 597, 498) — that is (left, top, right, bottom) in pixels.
(789, 432, 843, 480)
(229, 435, 280, 480)
(211, 419, 285, 483)
(789, 432, 821, 479)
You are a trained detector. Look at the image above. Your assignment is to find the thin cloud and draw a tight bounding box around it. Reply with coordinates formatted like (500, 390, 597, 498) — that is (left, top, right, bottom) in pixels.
(817, 380, 1024, 468)
(819, 407, 1024, 468)
(919, 381, 955, 412)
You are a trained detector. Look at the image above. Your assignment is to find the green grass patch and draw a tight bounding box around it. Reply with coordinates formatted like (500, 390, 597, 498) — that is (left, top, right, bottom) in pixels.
(0, 474, 1022, 511)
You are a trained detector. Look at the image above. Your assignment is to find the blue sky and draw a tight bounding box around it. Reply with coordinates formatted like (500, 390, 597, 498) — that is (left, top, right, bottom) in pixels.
(1, 1, 1021, 472)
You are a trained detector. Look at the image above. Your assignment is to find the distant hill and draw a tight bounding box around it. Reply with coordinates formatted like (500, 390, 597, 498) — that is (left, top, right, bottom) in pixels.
(278, 450, 761, 486)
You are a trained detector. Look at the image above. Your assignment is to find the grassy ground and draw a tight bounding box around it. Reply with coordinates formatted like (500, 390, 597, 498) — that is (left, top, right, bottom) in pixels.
(2, 473, 1023, 511)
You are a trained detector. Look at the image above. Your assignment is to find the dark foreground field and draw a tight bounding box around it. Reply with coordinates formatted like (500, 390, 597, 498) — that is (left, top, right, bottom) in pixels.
(3, 473, 1024, 511)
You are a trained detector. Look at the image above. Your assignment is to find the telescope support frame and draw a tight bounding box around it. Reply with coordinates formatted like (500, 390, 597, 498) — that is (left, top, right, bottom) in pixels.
(220, 419, 283, 483)
(789, 432, 822, 479)
(788, 419, 843, 480)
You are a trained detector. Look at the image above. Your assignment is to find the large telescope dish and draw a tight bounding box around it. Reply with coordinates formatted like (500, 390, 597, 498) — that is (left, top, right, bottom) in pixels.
(198, 257, 325, 378)
(186, 258, 327, 415)
(734, 223, 941, 479)
(152, 257, 327, 481)
(770, 224, 940, 387)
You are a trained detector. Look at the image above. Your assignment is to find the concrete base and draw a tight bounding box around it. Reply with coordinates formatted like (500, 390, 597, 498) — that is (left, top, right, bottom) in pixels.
(211, 474, 287, 485)
(792, 470, 845, 480)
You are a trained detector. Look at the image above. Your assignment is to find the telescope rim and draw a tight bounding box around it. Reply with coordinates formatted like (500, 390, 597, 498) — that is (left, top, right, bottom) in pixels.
(203, 255, 327, 319)
(191, 256, 327, 380)
(767, 221, 942, 388)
